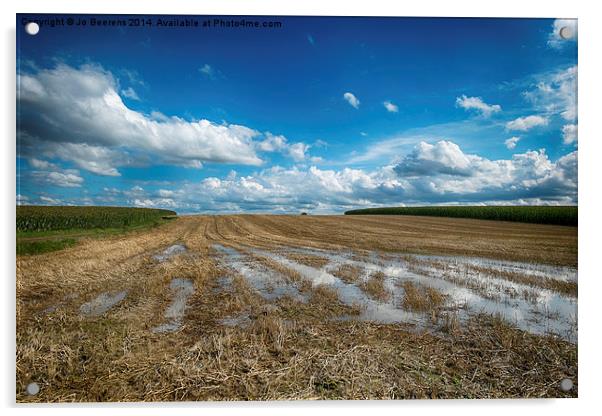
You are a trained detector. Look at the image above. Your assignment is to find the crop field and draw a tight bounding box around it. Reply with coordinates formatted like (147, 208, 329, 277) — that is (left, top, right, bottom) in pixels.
(16, 206, 177, 255)
(17, 206, 176, 232)
(16, 214, 578, 401)
(345, 205, 578, 226)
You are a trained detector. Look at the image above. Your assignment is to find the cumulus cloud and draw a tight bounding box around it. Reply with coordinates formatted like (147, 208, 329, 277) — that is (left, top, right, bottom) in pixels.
(394, 141, 472, 177)
(505, 136, 520, 150)
(18, 63, 264, 177)
(28, 158, 84, 187)
(548, 19, 578, 49)
(92, 140, 576, 213)
(562, 124, 578, 145)
(455, 95, 501, 117)
(383, 100, 398, 113)
(522, 66, 577, 121)
(343, 92, 360, 109)
(37, 171, 84, 188)
(36, 142, 123, 176)
(391, 141, 576, 203)
(506, 115, 549, 131)
(256, 132, 313, 162)
(28, 158, 55, 170)
(257, 133, 288, 152)
(288, 142, 310, 162)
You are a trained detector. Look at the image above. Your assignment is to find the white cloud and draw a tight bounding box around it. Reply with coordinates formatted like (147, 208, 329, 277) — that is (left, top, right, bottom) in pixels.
(392, 140, 576, 202)
(548, 19, 578, 49)
(455, 95, 501, 117)
(121, 86, 140, 100)
(257, 133, 288, 152)
(505, 115, 549, 131)
(38, 142, 123, 176)
(562, 124, 578, 145)
(504, 136, 520, 150)
(257, 132, 312, 162)
(288, 142, 310, 162)
(133, 198, 177, 208)
(522, 66, 577, 121)
(17, 194, 30, 205)
(114, 140, 576, 213)
(28, 158, 56, 170)
(18, 63, 264, 177)
(394, 141, 472, 177)
(43, 171, 84, 188)
(158, 189, 175, 197)
(28, 158, 84, 187)
(39, 196, 62, 205)
(383, 100, 398, 113)
(343, 92, 360, 109)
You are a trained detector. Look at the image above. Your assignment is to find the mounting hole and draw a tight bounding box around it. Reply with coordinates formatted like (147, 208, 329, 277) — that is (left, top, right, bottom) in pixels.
(559, 26, 574, 40)
(559, 378, 574, 392)
(25, 22, 39, 36)
(26, 382, 40, 396)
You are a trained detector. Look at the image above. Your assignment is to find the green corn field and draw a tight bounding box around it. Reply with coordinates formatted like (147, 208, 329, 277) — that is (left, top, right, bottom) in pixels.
(16, 206, 177, 232)
(344, 205, 577, 226)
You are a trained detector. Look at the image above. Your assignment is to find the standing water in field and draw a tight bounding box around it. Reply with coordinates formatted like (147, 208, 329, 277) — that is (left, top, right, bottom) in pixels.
(152, 278, 195, 333)
(80, 291, 128, 317)
(153, 244, 187, 262)
(212, 244, 308, 303)
(213, 244, 577, 342)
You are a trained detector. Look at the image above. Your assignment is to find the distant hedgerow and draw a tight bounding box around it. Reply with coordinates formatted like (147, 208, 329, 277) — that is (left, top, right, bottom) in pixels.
(344, 206, 577, 226)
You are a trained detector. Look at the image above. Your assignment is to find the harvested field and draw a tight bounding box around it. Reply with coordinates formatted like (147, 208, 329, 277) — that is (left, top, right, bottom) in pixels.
(16, 215, 578, 401)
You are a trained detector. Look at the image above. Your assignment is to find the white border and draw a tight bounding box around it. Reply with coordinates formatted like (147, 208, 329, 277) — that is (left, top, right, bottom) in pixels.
(2, 1, 600, 415)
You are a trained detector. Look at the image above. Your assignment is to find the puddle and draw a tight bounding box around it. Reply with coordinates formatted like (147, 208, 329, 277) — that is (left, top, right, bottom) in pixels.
(212, 244, 308, 303)
(214, 244, 577, 342)
(153, 244, 187, 262)
(256, 249, 427, 326)
(80, 291, 128, 317)
(152, 278, 195, 333)
(411, 254, 577, 283)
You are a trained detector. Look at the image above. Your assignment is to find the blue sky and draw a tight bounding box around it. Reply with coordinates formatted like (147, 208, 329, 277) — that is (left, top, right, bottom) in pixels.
(17, 15, 577, 213)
